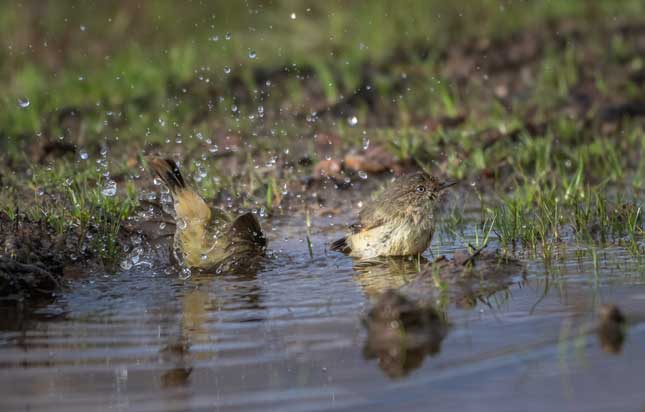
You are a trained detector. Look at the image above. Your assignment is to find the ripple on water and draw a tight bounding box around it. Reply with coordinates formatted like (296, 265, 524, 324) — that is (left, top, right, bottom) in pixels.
(1, 216, 644, 412)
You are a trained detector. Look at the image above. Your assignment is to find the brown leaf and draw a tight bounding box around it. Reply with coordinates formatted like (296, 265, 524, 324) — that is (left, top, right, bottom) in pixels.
(344, 145, 399, 174)
(313, 159, 342, 177)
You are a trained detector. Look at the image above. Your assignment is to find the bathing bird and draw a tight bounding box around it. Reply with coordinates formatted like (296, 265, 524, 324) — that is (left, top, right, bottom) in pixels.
(148, 157, 266, 271)
(331, 172, 455, 259)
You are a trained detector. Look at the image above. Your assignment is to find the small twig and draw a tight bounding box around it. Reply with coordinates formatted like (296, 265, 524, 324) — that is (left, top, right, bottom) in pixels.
(463, 243, 486, 266)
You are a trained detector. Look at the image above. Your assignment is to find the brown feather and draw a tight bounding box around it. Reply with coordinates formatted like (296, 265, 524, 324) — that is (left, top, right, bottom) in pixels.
(228, 212, 266, 247)
(330, 237, 351, 254)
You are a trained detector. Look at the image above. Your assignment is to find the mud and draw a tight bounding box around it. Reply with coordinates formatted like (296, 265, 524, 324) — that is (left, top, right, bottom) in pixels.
(0, 212, 134, 302)
(0, 214, 70, 300)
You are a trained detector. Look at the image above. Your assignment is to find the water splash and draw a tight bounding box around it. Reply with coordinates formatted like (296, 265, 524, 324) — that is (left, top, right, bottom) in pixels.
(101, 180, 117, 197)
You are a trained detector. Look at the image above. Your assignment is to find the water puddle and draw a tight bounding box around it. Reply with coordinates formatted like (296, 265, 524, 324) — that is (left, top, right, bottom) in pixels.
(1, 213, 644, 411)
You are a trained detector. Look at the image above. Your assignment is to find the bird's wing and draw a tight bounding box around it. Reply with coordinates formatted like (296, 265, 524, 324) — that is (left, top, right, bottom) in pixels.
(228, 212, 267, 247)
(350, 202, 388, 233)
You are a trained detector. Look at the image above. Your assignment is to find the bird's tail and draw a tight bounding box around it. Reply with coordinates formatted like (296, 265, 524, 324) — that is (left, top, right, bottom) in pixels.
(148, 157, 187, 196)
(148, 157, 210, 222)
(330, 237, 351, 254)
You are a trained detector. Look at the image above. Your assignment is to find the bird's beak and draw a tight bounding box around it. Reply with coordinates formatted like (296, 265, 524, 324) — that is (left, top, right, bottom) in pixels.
(438, 181, 458, 191)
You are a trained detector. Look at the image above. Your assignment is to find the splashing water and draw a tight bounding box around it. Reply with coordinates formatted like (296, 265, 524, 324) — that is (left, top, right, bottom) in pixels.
(101, 180, 117, 197)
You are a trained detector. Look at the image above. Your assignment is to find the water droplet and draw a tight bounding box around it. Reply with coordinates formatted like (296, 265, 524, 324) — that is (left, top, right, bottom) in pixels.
(210, 35, 219, 42)
(177, 218, 187, 230)
(17, 97, 30, 108)
(101, 180, 117, 197)
(248, 50, 257, 59)
(358, 171, 368, 179)
(225, 32, 232, 40)
(290, 12, 297, 19)
(120, 259, 133, 270)
(224, 66, 231, 74)
(348, 116, 358, 127)
(79, 148, 89, 160)
(80, 25, 86, 32)
(159, 222, 166, 230)
(180, 267, 192, 279)
(161, 198, 174, 215)
(362, 137, 370, 150)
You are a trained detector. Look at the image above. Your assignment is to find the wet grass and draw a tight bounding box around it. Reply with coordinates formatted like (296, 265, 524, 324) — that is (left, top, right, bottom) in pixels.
(1, 1, 644, 266)
(1, 161, 139, 264)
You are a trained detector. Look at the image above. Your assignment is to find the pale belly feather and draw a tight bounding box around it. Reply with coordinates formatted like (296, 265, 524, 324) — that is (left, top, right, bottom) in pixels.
(347, 219, 434, 259)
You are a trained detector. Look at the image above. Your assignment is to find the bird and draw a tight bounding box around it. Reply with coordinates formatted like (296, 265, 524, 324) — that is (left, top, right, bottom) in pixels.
(330, 171, 455, 259)
(147, 157, 266, 271)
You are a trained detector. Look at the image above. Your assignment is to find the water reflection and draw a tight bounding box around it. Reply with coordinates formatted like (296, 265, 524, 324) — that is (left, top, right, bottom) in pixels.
(357, 251, 524, 377)
(352, 256, 423, 299)
(362, 289, 448, 378)
(159, 338, 193, 388)
(597, 304, 627, 354)
(155, 267, 266, 391)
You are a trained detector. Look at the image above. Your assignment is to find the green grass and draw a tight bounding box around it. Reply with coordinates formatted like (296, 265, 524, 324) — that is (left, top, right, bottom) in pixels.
(1, 161, 139, 264)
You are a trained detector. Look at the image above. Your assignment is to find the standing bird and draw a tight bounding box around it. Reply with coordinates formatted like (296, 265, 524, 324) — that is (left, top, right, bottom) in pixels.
(148, 157, 266, 271)
(331, 172, 455, 259)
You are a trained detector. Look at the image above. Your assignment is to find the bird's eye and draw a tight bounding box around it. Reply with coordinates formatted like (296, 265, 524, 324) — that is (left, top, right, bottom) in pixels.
(416, 185, 426, 193)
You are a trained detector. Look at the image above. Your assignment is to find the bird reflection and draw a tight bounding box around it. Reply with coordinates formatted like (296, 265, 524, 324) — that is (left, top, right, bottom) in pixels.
(157, 266, 266, 389)
(159, 337, 193, 388)
(354, 250, 523, 308)
(597, 304, 627, 354)
(358, 250, 524, 378)
(352, 256, 425, 299)
(363, 289, 448, 378)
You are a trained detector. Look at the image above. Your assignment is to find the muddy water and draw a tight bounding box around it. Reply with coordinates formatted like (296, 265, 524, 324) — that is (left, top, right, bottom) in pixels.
(1, 214, 644, 412)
